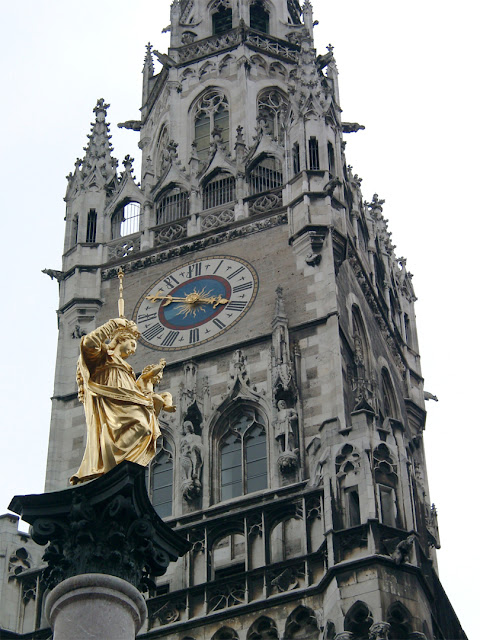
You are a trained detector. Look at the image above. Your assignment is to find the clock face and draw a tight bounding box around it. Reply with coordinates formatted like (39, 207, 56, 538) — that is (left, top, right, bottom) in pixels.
(134, 256, 258, 350)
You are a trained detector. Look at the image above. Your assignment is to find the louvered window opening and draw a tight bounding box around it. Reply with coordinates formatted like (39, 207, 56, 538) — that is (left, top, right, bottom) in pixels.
(250, 158, 283, 195)
(112, 202, 141, 239)
(212, 7, 233, 34)
(203, 175, 235, 210)
(309, 137, 320, 170)
(156, 189, 190, 225)
(86, 209, 97, 243)
(250, 1, 269, 33)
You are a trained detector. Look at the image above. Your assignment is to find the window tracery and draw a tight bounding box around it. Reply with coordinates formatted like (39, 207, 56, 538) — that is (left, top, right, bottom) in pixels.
(247, 616, 279, 640)
(284, 606, 319, 640)
(344, 601, 373, 637)
(194, 90, 230, 161)
(381, 368, 398, 420)
(373, 444, 398, 527)
(219, 406, 268, 501)
(387, 602, 412, 639)
(257, 89, 289, 140)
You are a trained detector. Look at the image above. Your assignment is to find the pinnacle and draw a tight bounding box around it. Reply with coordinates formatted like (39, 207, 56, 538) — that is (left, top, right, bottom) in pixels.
(76, 98, 118, 187)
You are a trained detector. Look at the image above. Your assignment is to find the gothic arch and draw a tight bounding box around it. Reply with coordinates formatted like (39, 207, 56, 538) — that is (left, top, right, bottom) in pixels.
(247, 616, 279, 639)
(284, 605, 319, 639)
(247, 152, 284, 196)
(257, 87, 289, 139)
(154, 182, 190, 225)
(344, 601, 373, 636)
(380, 366, 399, 420)
(211, 627, 239, 640)
(190, 87, 230, 161)
(373, 443, 399, 527)
(250, 54, 268, 74)
(387, 601, 413, 638)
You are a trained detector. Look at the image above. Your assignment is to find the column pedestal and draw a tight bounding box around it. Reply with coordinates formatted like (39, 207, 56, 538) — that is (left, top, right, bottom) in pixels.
(45, 573, 147, 640)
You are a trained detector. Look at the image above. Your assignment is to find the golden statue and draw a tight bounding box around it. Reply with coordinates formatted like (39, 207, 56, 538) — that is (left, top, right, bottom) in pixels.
(70, 271, 175, 485)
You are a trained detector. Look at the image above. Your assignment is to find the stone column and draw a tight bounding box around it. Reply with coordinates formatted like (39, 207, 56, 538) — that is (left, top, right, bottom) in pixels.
(45, 574, 147, 640)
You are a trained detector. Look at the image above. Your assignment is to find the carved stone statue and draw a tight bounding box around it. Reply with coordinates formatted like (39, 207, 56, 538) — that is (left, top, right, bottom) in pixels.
(180, 420, 204, 501)
(70, 318, 175, 485)
(275, 399, 299, 473)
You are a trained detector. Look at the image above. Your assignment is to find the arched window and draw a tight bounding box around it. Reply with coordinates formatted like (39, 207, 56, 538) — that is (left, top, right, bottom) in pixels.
(219, 407, 267, 500)
(257, 89, 288, 139)
(308, 137, 320, 170)
(203, 172, 235, 210)
(156, 186, 190, 225)
(249, 156, 283, 195)
(373, 444, 398, 527)
(327, 141, 335, 175)
(212, 0, 233, 35)
(111, 201, 141, 239)
(381, 368, 398, 420)
(336, 444, 362, 528)
(150, 440, 173, 518)
(71, 214, 79, 247)
(194, 90, 229, 161)
(250, 0, 269, 33)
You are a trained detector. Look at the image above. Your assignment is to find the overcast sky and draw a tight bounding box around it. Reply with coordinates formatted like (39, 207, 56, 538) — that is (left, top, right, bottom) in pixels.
(0, 1, 478, 636)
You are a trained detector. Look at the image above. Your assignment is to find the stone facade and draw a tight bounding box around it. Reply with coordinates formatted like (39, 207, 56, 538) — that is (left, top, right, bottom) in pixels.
(0, 1, 467, 639)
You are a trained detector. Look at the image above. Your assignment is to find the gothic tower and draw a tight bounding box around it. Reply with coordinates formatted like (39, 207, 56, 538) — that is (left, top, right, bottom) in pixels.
(3, 1, 466, 638)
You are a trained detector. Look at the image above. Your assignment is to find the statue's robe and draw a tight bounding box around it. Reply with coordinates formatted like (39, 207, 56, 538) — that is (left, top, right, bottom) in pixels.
(70, 320, 161, 485)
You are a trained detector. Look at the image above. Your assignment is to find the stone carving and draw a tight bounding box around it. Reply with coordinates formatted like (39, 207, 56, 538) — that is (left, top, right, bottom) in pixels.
(178, 30, 242, 64)
(107, 235, 141, 261)
(102, 212, 288, 280)
(180, 420, 204, 501)
(9, 463, 190, 592)
(8, 548, 32, 578)
(275, 400, 299, 473)
(245, 32, 298, 62)
(334, 633, 354, 640)
(247, 616, 279, 640)
(154, 221, 188, 246)
(247, 513, 263, 538)
(390, 535, 415, 564)
(208, 579, 246, 611)
(248, 191, 282, 214)
(270, 564, 304, 592)
(201, 207, 235, 230)
(149, 597, 186, 627)
(342, 122, 365, 133)
(368, 622, 391, 640)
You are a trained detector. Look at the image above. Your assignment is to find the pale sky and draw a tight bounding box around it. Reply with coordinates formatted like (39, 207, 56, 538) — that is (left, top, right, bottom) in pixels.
(0, 1, 478, 636)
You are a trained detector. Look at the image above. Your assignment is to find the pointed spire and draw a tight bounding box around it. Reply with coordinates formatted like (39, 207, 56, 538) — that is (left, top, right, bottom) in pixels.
(142, 43, 154, 105)
(79, 99, 118, 189)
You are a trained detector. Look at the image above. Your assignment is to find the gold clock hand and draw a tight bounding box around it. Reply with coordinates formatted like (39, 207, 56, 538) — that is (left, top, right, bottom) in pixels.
(146, 291, 229, 307)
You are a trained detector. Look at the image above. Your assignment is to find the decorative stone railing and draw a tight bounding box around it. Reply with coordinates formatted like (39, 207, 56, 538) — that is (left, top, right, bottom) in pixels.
(200, 206, 235, 231)
(175, 27, 299, 65)
(107, 233, 141, 261)
(246, 188, 284, 215)
(153, 220, 188, 247)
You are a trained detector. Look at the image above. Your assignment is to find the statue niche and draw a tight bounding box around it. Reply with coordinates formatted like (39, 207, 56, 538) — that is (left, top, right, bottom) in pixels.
(180, 420, 204, 502)
(274, 399, 299, 474)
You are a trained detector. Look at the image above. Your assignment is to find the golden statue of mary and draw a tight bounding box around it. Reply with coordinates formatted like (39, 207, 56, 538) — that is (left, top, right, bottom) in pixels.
(70, 317, 176, 485)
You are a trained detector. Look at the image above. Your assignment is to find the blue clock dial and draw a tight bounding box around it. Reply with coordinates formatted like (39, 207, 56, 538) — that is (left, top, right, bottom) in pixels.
(134, 256, 258, 351)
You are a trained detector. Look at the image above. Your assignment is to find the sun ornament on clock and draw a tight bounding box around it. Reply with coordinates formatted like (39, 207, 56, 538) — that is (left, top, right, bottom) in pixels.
(133, 256, 258, 350)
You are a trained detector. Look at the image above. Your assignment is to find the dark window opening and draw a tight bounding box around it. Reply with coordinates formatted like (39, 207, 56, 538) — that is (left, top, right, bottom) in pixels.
(404, 313, 411, 346)
(346, 488, 361, 526)
(249, 156, 283, 195)
(250, 1, 269, 33)
(72, 215, 79, 246)
(292, 143, 300, 174)
(203, 173, 235, 210)
(86, 209, 97, 243)
(379, 485, 396, 527)
(327, 141, 335, 175)
(214, 562, 245, 580)
(308, 137, 320, 170)
(156, 188, 190, 225)
(212, 6, 232, 35)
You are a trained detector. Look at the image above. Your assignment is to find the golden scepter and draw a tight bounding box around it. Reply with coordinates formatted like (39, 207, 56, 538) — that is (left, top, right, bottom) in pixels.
(118, 268, 125, 318)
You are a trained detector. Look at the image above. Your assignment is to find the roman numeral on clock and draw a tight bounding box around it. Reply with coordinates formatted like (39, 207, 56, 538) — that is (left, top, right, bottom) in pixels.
(232, 282, 253, 293)
(162, 331, 180, 347)
(212, 318, 226, 330)
(187, 263, 202, 278)
(143, 324, 164, 341)
(226, 301, 247, 312)
(227, 266, 245, 280)
(189, 328, 200, 344)
(138, 312, 157, 323)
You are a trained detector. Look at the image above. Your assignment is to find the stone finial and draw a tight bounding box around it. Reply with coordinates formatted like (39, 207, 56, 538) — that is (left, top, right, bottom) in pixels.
(368, 622, 391, 639)
(122, 155, 134, 173)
